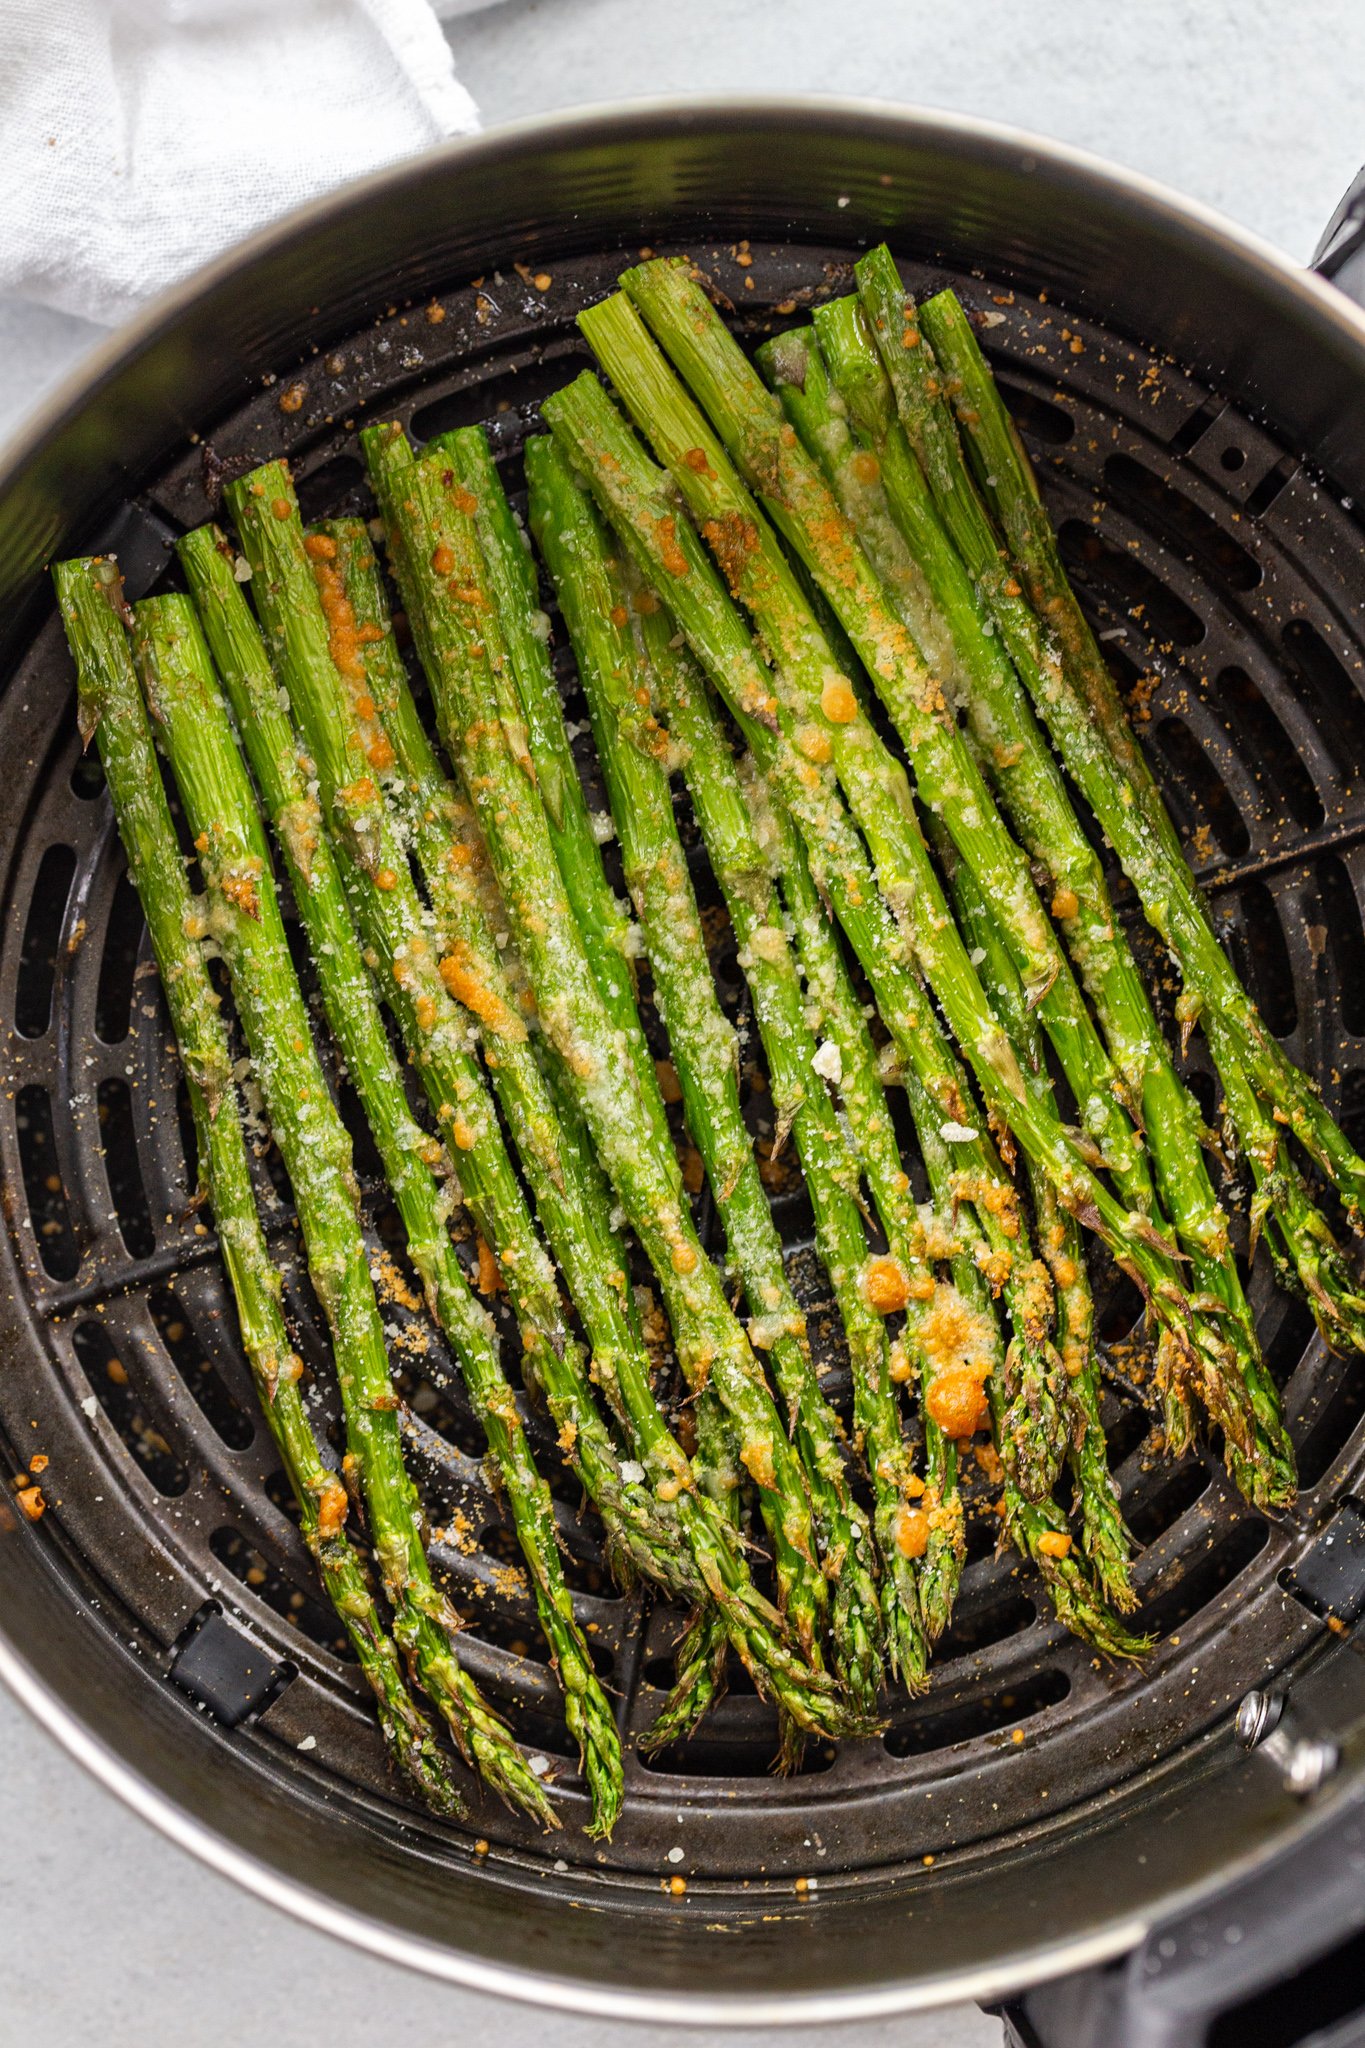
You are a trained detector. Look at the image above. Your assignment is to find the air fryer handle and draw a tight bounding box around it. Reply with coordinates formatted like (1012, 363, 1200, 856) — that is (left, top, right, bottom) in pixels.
(1313, 165, 1365, 306)
(989, 1774, 1365, 2048)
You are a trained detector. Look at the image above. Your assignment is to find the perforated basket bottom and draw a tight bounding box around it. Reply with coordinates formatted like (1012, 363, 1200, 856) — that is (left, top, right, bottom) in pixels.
(3, 240, 1364, 1889)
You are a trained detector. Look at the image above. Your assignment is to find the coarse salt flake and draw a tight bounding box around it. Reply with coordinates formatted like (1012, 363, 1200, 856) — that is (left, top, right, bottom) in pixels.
(80, 1394, 98, 1419)
(297, 1735, 317, 1752)
(666, 1846, 685, 1864)
(620, 1460, 645, 1484)
(968, 946, 987, 966)
(811, 1039, 843, 1086)
(528, 1754, 551, 1777)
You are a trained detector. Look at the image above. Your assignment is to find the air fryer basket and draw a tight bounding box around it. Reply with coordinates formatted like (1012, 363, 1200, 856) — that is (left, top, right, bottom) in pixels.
(3, 103, 1365, 2023)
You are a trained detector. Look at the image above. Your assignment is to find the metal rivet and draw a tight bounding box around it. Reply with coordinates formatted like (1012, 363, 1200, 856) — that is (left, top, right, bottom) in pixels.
(1282, 1737, 1340, 1799)
(1235, 1688, 1284, 1748)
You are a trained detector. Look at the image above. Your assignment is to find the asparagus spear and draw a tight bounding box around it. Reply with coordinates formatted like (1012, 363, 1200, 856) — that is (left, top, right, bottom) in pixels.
(912, 280, 1365, 1354)
(526, 432, 889, 1707)
(774, 303, 1293, 1510)
(130, 591, 556, 1825)
(428, 430, 662, 1108)
(742, 761, 967, 1639)
(360, 424, 853, 1676)
(413, 440, 750, 1685)
(54, 556, 460, 1815)
(177, 529, 622, 1833)
(927, 816, 1137, 1606)
(575, 283, 1258, 1472)
(642, 1385, 744, 1746)
(228, 464, 850, 1740)
(543, 369, 1068, 1507)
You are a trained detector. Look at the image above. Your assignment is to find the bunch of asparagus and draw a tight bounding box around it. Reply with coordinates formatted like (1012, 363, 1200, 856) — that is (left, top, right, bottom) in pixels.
(54, 241, 1364, 1834)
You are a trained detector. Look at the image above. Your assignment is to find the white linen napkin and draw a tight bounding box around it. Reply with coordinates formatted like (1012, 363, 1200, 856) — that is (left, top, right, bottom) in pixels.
(0, 0, 494, 328)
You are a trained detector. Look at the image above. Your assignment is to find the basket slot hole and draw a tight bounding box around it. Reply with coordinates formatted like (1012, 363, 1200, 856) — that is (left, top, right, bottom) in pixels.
(1340, 1069, 1365, 1159)
(207, 1526, 354, 1657)
(963, 1510, 1004, 1564)
(1096, 1266, 1145, 1344)
(259, 1133, 297, 1213)
(94, 868, 145, 1043)
(336, 1074, 385, 1185)
(403, 1370, 487, 1461)
(1132, 1514, 1268, 1639)
(1263, 1293, 1316, 1392)
(264, 1466, 300, 1519)
(1152, 719, 1250, 858)
(410, 346, 595, 449)
(1226, 881, 1297, 1039)
(1125, 1459, 1209, 1545)
(71, 1317, 189, 1496)
(16, 1084, 79, 1279)
(883, 1667, 1069, 1757)
(1185, 1067, 1218, 1125)
(175, 1074, 199, 1194)
(293, 455, 366, 526)
(1243, 456, 1297, 521)
(451, 1595, 558, 1670)
(935, 1590, 1035, 1661)
(1215, 667, 1323, 829)
(15, 843, 76, 1039)
(640, 1728, 837, 1779)
(1295, 1350, 1365, 1489)
(69, 752, 106, 800)
(1103, 1399, 1155, 1471)
(500, 1706, 578, 1761)
(150, 1287, 254, 1449)
(1168, 395, 1225, 456)
(97, 1078, 156, 1258)
(1315, 856, 1365, 1036)
(1281, 619, 1365, 785)
(1056, 521, 1205, 649)
(994, 376, 1075, 446)
(1102, 454, 1261, 593)
(641, 1647, 760, 1697)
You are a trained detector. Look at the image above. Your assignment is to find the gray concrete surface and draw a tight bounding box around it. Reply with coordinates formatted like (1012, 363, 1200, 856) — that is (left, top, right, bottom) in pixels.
(4, 2, 1365, 2040)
